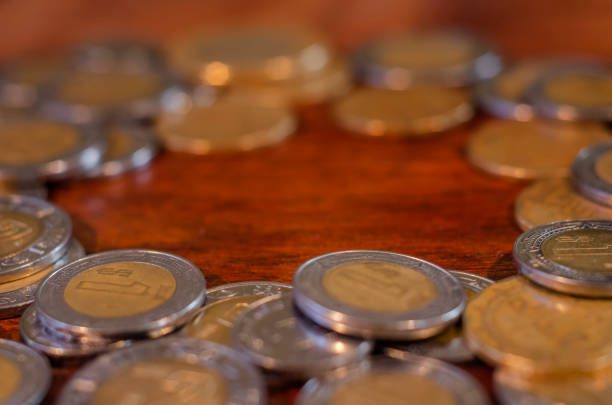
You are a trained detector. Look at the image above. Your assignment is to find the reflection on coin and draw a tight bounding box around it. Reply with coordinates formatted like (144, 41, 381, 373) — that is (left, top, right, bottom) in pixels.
(0, 339, 50, 405)
(156, 100, 296, 153)
(572, 142, 612, 207)
(297, 356, 489, 405)
(293, 251, 465, 340)
(232, 293, 372, 377)
(466, 120, 609, 179)
(57, 338, 265, 405)
(384, 271, 494, 363)
(514, 220, 612, 297)
(0, 195, 71, 282)
(464, 276, 612, 373)
(72, 40, 163, 73)
(495, 366, 612, 405)
(35, 249, 205, 338)
(183, 281, 291, 345)
(514, 178, 612, 230)
(333, 87, 473, 136)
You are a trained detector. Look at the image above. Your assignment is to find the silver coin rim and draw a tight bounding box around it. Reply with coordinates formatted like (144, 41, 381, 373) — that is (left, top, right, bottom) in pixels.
(206, 281, 293, 304)
(0, 338, 51, 405)
(571, 141, 612, 207)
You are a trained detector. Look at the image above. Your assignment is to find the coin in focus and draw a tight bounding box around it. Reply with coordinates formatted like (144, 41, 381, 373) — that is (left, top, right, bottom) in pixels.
(572, 141, 612, 207)
(0, 339, 51, 405)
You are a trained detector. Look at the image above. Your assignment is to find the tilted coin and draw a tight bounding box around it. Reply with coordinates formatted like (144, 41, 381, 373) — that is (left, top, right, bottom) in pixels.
(384, 271, 494, 363)
(466, 119, 609, 179)
(464, 276, 612, 373)
(71, 40, 163, 73)
(0, 181, 47, 199)
(35, 249, 206, 339)
(297, 355, 489, 405)
(293, 251, 466, 340)
(0, 195, 71, 282)
(0, 339, 51, 405)
(183, 281, 292, 345)
(514, 220, 612, 297)
(232, 293, 372, 378)
(57, 338, 266, 405)
(572, 142, 612, 207)
(332, 87, 473, 136)
(514, 178, 612, 230)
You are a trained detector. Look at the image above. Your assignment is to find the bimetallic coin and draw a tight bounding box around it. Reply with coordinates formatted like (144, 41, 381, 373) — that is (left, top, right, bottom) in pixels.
(232, 293, 372, 378)
(0, 195, 71, 283)
(514, 220, 612, 297)
(293, 251, 466, 340)
(333, 87, 473, 137)
(0, 339, 51, 405)
(464, 276, 612, 373)
(72, 40, 163, 73)
(57, 338, 265, 405)
(466, 119, 609, 179)
(35, 249, 206, 339)
(384, 271, 494, 363)
(297, 356, 489, 405)
(572, 142, 612, 207)
(0, 181, 47, 199)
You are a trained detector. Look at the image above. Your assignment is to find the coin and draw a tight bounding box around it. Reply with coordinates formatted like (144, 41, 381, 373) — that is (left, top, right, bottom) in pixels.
(466, 119, 609, 179)
(514, 220, 612, 297)
(156, 100, 296, 153)
(57, 338, 266, 405)
(296, 356, 489, 405)
(494, 366, 612, 405)
(333, 87, 473, 136)
(183, 281, 292, 345)
(0, 195, 72, 282)
(514, 178, 612, 230)
(464, 276, 612, 373)
(0, 339, 51, 405)
(0, 181, 47, 199)
(71, 40, 163, 73)
(384, 271, 494, 363)
(572, 142, 612, 207)
(232, 293, 372, 377)
(35, 249, 206, 338)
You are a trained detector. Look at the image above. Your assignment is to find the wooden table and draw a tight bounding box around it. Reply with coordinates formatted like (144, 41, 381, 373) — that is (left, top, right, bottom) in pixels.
(2, 1, 611, 403)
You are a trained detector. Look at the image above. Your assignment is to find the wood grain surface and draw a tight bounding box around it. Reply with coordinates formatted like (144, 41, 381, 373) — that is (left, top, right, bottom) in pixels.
(1, 1, 610, 403)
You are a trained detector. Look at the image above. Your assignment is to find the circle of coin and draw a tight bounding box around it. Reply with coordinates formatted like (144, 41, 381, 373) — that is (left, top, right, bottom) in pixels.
(464, 276, 612, 373)
(56, 338, 266, 405)
(0, 195, 72, 283)
(466, 119, 609, 179)
(296, 356, 489, 405)
(0, 181, 47, 199)
(514, 220, 612, 297)
(514, 178, 612, 230)
(71, 41, 163, 73)
(156, 100, 296, 154)
(384, 271, 494, 363)
(0, 238, 84, 319)
(0, 117, 104, 181)
(572, 142, 612, 207)
(352, 31, 501, 89)
(494, 366, 612, 405)
(183, 281, 292, 345)
(35, 249, 206, 338)
(333, 87, 473, 136)
(0, 339, 51, 405)
(293, 250, 466, 340)
(232, 293, 372, 378)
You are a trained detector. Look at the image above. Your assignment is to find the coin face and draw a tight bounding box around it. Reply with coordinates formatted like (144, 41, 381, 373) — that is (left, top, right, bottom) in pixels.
(0, 339, 50, 405)
(0, 355, 20, 402)
(466, 120, 609, 179)
(572, 142, 612, 207)
(333, 87, 473, 136)
(464, 276, 612, 372)
(0, 210, 42, 257)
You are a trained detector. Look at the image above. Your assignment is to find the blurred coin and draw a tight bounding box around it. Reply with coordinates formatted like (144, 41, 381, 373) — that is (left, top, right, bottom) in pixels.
(466, 119, 609, 179)
(72, 40, 163, 73)
(384, 271, 493, 363)
(572, 141, 612, 207)
(333, 87, 473, 136)
(293, 250, 466, 340)
(232, 293, 372, 378)
(353, 30, 501, 89)
(57, 338, 266, 405)
(464, 276, 612, 373)
(0, 181, 47, 199)
(0, 338, 51, 405)
(156, 100, 296, 153)
(514, 220, 612, 297)
(515, 178, 612, 230)
(35, 249, 205, 339)
(0, 195, 71, 282)
(297, 355, 489, 405)
(183, 281, 291, 345)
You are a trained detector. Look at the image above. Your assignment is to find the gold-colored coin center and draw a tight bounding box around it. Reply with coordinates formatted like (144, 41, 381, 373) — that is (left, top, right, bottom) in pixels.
(322, 261, 437, 312)
(0, 356, 20, 402)
(495, 63, 545, 101)
(595, 149, 612, 184)
(64, 262, 176, 318)
(105, 127, 135, 160)
(542, 229, 612, 274)
(544, 74, 612, 106)
(377, 36, 474, 69)
(0, 210, 42, 258)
